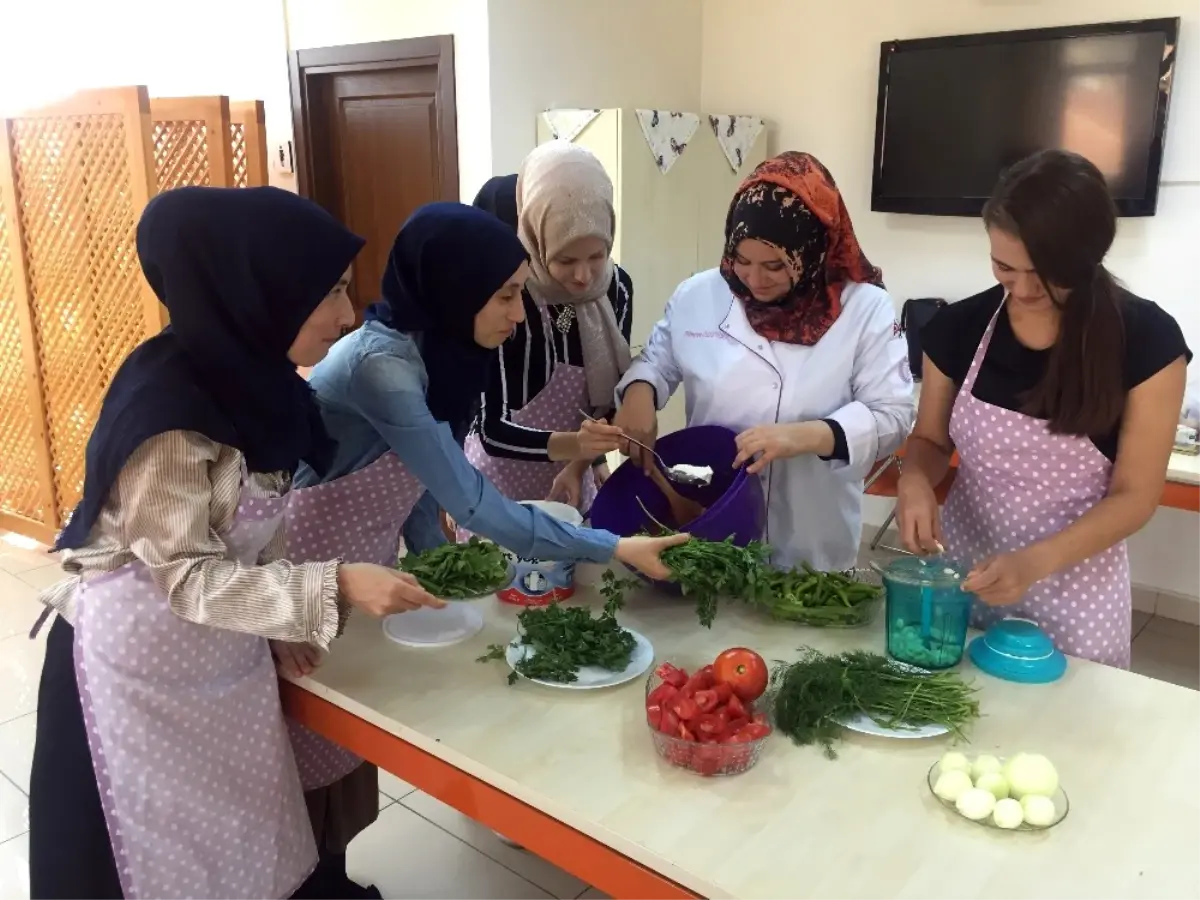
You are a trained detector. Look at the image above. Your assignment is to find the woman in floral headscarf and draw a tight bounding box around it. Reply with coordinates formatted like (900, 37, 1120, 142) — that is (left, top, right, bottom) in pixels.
(614, 152, 915, 571)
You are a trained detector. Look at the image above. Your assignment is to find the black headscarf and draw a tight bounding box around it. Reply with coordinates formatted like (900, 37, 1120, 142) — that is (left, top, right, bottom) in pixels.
(56, 186, 364, 551)
(363, 202, 527, 432)
(471, 174, 519, 231)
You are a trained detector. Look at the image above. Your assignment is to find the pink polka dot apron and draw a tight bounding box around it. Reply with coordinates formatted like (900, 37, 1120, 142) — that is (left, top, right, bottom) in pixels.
(73, 480, 316, 900)
(283, 450, 425, 788)
(942, 301, 1132, 668)
(462, 309, 597, 535)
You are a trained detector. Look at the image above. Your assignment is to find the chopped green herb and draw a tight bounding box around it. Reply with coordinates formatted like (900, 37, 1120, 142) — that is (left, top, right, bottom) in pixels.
(477, 569, 638, 685)
(400, 537, 509, 598)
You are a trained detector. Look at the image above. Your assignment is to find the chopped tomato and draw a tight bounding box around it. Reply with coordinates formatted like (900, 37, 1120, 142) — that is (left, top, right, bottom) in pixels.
(692, 689, 719, 713)
(713, 648, 769, 702)
(713, 682, 734, 703)
(739, 722, 772, 740)
(691, 745, 723, 775)
(725, 694, 747, 720)
(751, 712, 770, 728)
(697, 731, 720, 745)
(659, 708, 680, 736)
(646, 683, 677, 707)
(646, 703, 663, 730)
(680, 665, 714, 696)
(654, 663, 688, 688)
(724, 731, 754, 744)
(695, 710, 728, 736)
(670, 695, 699, 722)
(723, 716, 749, 736)
(665, 742, 693, 767)
(677, 723, 697, 742)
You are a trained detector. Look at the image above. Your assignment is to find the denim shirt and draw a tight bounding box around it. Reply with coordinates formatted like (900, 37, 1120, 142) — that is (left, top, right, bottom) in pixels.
(295, 321, 618, 561)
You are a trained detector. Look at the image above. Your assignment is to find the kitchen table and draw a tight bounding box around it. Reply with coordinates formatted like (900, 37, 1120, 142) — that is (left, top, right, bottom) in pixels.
(281, 567, 1200, 899)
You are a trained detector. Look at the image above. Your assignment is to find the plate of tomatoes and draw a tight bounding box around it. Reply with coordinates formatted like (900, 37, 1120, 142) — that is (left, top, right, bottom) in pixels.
(644, 648, 772, 777)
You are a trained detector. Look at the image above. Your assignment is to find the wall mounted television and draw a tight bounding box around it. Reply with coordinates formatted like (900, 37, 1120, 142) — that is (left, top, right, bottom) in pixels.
(870, 18, 1179, 217)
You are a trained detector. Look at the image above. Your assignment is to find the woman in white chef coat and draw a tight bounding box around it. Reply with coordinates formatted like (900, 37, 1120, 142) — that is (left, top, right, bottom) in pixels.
(613, 152, 914, 571)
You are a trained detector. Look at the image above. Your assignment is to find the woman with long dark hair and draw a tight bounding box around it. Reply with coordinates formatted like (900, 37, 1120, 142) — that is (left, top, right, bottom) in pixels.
(897, 149, 1191, 667)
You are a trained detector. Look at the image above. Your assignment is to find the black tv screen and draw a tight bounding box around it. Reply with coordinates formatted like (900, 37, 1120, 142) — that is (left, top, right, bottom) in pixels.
(871, 19, 1179, 217)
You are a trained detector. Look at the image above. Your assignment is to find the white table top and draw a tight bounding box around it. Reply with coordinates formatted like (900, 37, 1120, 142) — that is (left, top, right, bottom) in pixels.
(297, 567, 1200, 899)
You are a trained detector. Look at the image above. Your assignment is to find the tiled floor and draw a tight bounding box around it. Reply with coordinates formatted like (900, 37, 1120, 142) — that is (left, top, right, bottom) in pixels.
(0, 538, 1195, 899)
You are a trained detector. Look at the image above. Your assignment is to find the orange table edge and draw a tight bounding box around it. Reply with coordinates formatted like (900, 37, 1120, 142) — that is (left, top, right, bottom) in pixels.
(280, 684, 702, 900)
(865, 453, 1199, 513)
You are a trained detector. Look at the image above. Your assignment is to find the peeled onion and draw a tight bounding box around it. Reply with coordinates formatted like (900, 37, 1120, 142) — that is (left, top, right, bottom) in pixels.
(975, 772, 1010, 801)
(992, 798, 1024, 829)
(955, 787, 997, 821)
(938, 751, 972, 776)
(971, 754, 1002, 780)
(1003, 753, 1059, 800)
(1021, 794, 1057, 827)
(933, 769, 974, 803)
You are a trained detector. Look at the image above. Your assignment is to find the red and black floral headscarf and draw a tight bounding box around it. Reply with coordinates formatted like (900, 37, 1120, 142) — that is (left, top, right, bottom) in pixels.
(720, 151, 884, 345)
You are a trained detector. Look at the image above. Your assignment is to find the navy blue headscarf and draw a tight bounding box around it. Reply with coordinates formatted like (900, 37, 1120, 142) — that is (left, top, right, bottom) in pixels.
(472, 174, 519, 231)
(364, 202, 528, 433)
(56, 186, 365, 551)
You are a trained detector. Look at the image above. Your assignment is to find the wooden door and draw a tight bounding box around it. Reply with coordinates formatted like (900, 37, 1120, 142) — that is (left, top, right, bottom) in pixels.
(290, 37, 458, 311)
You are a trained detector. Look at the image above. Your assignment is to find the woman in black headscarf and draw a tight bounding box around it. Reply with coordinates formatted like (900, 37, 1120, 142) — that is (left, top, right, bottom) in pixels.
(292, 201, 685, 587)
(28, 186, 441, 900)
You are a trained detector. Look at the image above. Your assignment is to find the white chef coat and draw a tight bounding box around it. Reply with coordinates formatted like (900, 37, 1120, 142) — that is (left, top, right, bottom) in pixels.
(616, 269, 914, 571)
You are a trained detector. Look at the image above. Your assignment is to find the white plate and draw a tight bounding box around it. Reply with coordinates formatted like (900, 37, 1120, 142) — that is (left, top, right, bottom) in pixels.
(382, 604, 485, 648)
(504, 629, 654, 689)
(838, 712, 950, 739)
(835, 661, 949, 738)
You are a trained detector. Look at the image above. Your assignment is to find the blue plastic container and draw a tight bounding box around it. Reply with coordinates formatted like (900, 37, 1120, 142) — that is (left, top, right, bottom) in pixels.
(589, 424, 766, 592)
(968, 618, 1067, 684)
(880, 556, 974, 670)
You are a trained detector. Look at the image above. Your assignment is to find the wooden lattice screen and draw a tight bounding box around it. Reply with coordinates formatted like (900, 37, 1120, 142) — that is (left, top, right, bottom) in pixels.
(149, 95, 234, 190)
(0, 86, 161, 534)
(230, 100, 269, 187)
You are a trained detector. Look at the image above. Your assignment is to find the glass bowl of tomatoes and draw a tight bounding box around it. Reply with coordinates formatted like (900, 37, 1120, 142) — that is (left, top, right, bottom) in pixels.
(644, 653, 772, 777)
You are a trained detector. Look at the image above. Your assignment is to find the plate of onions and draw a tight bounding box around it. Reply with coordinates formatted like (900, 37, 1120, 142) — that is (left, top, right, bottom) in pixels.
(927, 751, 1069, 832)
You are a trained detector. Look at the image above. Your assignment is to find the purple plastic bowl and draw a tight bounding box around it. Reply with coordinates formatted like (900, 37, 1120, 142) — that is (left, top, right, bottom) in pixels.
(589, 424, 767, 592)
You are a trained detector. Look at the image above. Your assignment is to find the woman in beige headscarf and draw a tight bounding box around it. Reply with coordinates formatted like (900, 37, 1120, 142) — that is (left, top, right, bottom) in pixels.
(464, 141, 633, 511)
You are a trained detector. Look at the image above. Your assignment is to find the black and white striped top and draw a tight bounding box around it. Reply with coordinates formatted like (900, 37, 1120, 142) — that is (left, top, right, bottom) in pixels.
(475, 266, 633, 461)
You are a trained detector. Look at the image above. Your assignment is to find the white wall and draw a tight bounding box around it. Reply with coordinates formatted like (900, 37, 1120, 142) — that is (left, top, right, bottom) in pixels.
(700, 0, 1199, 600)
(284, 0, 494, 200)
(486, 0, 703, 180)
(0, 0, 294, 184)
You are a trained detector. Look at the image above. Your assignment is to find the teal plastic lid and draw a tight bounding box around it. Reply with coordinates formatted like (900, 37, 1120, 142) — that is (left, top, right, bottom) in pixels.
(880, 555, 968, 589)
(968, 618, 1067, 684)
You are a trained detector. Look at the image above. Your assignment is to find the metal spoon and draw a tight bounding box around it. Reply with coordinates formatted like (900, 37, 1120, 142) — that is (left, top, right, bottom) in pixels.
(577, 410, 713, 486)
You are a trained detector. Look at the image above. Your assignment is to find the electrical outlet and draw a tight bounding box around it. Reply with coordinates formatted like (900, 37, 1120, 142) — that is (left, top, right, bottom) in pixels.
(274, 140, 295, 175)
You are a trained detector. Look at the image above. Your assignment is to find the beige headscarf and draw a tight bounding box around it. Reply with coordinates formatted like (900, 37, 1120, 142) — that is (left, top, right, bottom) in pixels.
(516, 141, 631, 410)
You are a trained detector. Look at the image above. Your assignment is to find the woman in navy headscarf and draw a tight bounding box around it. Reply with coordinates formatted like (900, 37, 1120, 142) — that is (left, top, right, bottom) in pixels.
(28, 187, 441, 900)
(293, 201, 684, 570)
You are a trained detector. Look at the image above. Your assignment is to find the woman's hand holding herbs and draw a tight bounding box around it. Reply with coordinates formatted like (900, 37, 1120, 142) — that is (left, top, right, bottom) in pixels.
(614, 532, 691, 580)
(337, 563, 447, 617)
(733, 422, 834, 474)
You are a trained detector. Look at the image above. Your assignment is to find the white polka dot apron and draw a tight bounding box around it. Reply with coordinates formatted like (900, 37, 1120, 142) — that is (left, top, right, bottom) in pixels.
(283, 450, 426, 789)
(462, 311, 597, 533)
(942, 302, 1132, 668)
(73, 480, 317, 900)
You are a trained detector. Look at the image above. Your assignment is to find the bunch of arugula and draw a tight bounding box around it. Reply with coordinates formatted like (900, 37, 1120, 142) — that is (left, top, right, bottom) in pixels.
(399, 537, 509, 598)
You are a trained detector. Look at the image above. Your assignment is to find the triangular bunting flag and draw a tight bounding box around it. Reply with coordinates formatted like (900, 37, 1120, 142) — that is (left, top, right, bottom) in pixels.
(708, 115, 765, 173)
(635, 109, 700, 174)
(541, 108, 601, 143)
